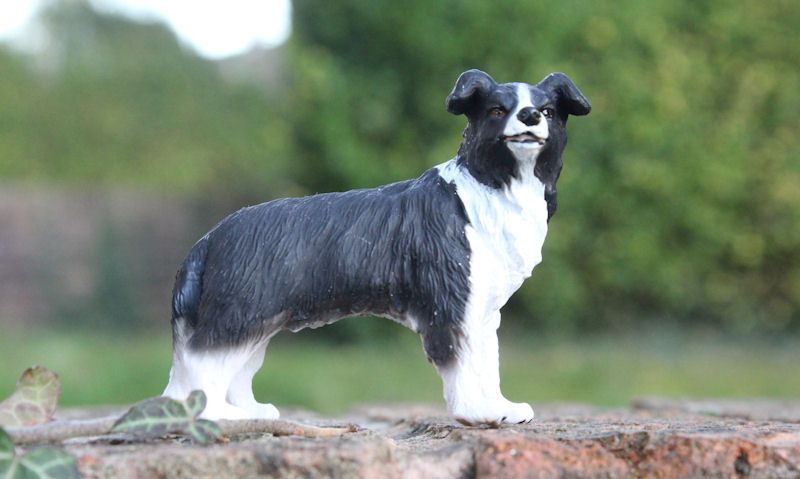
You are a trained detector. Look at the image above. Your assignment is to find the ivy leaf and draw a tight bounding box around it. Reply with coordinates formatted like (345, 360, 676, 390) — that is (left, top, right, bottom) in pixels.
(0, 428, 14, 476)
(111, 390, 220, 444)
(0, 427, 80, 479)
(0, 367, 61, 428)
(16, 448, 81, 479)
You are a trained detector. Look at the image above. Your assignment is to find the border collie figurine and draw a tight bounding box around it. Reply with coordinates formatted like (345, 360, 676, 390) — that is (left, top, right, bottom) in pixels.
(163, 69, 590, 425)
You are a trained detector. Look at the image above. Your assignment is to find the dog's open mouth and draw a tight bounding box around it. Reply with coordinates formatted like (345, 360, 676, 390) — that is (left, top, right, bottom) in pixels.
(502, 133, 546, 145)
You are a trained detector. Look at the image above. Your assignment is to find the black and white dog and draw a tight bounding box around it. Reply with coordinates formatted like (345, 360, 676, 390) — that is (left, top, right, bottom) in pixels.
(163, 69, 590, 425)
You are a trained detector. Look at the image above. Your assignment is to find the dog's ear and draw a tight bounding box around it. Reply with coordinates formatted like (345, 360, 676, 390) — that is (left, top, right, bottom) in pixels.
(446, 69, 497, 116)
(538, 72, 591, 117)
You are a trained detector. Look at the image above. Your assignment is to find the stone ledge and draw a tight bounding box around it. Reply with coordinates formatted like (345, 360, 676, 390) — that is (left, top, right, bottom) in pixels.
(55, 400, 800, 478)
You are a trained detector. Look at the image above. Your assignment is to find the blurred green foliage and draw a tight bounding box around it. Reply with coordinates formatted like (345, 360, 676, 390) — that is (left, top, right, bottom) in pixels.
(0, 1, 798, 335)
(0, 2, 290, 195)
(287, 0, 800, 335)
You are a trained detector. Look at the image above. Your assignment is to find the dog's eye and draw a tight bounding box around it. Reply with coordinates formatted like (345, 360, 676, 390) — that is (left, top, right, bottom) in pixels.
(542, 107, 555, 119)
(488, 107, 506, 119)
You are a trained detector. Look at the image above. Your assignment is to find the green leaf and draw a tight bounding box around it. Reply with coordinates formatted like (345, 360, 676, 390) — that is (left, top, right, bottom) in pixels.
(182, 391, 206, 417)
(17, 448, 80, 479)
(184, 420, 222, 444)
(0, 427, 80, 479)
(0, 428, 15, 478)
(111, 391, 220, 444)
(0, 368, 61, 428)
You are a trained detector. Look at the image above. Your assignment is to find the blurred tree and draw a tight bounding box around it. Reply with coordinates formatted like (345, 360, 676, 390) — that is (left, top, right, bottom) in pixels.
(0, 1, 291, 197)
(287, 0, 800, 335)
(1, 0, 798, 336)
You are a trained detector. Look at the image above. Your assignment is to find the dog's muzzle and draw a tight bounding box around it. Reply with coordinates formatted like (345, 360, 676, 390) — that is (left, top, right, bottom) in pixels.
(502, 132, 546, 145)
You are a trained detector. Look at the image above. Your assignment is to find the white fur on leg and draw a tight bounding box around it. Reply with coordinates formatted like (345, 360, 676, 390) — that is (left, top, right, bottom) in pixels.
(163, 322, 278, 420)
(163, 319, 192, 400)
(178, 347, 253, 420)
(437, 312, 534, 425)
(435, 128, 549, 426)
(226, 341, 280, 419)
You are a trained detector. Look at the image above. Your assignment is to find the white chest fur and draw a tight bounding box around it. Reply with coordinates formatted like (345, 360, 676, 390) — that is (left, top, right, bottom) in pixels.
(437, 159, 548, 314)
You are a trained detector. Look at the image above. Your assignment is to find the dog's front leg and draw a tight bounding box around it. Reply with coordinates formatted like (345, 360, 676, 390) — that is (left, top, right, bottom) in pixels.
(435, 311, 534, 425)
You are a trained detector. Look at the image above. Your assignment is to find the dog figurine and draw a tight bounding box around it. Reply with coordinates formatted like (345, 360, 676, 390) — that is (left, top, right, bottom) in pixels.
(163, 69, 590, 425)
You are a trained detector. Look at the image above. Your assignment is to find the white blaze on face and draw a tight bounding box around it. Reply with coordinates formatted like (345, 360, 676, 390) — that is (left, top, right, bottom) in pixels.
(503, 84, 549, 162)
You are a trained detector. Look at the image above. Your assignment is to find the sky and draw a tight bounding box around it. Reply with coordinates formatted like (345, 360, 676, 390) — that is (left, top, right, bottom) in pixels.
(0, 0, 292, 59)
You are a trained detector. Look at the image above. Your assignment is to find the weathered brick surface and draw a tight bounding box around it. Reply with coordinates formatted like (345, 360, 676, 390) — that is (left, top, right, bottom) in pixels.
(59, 401, 800, 478)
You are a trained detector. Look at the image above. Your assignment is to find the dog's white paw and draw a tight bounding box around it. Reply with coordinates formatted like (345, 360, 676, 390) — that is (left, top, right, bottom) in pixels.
(200, 401, 252, 421)
(499, 401, 535, 424)
(248, 402, 280, 420)
(205, 401, 280, 420)
(453, 400, 534, 426)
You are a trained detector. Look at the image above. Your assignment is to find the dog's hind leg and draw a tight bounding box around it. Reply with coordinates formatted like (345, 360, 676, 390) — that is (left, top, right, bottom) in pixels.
(166, 332, 261, 420)
(226, 339, 280, 419)
(182, 346, 257, 420)
(163, 318, 193, 400)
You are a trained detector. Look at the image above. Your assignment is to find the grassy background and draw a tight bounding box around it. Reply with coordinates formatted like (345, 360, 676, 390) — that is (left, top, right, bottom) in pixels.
(2, 322, 798, 413)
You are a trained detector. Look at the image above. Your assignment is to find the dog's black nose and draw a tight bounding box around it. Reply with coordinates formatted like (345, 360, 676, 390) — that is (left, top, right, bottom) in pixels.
(517, 107, 541, 126)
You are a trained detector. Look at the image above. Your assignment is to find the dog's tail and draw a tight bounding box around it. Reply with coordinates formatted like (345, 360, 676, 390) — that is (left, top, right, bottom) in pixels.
(165, 236, 209, 399)
(171, 236, 209, 330)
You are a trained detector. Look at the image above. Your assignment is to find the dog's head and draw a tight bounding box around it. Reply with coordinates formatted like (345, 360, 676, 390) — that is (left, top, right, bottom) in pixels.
(447, 69, 590, 189)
